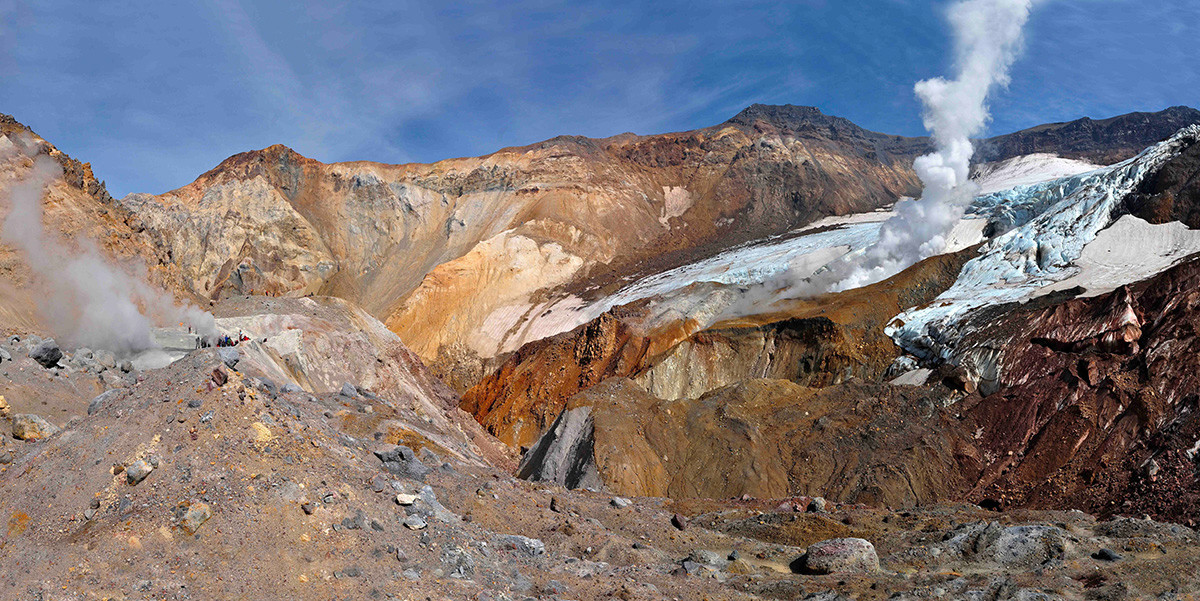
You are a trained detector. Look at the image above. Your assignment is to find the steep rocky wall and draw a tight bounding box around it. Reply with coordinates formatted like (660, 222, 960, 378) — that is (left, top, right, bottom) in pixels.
(523, 377, 979, 505)
(118, 106, 933, 370)
(0, 117, 199, 333)
(953, 257, 1200, 524)
(463, 247, 974, 447)
(459, 311, 653, 450)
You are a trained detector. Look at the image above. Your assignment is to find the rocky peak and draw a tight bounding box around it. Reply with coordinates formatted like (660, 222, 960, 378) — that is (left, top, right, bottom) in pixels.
(725, 103, 866, 137)
(0, 113, 114, 206)
(978, 105, 1200, 164)
(192, 143, 317, 188)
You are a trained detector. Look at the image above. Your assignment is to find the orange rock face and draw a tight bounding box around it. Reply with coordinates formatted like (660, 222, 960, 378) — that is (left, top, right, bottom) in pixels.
(113, 106, 928, 374)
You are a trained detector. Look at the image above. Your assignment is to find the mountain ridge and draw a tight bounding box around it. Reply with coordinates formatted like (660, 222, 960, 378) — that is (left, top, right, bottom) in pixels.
(152, 104, 1200, 197)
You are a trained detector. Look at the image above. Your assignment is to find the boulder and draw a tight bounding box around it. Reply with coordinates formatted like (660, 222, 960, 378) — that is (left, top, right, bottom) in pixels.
(687, 549, 727, 568)
(12, 414, 60, 441)
(216, 347, 240, 369)
(373, 445, 431, 481)
(494, 534, 546, 558)
(94, 350, 117, 370)
(29, 339, 63, 368)
(87, 390, 121, 415)
(993, 525, 1068, 568)
(796, 538, 880, 574)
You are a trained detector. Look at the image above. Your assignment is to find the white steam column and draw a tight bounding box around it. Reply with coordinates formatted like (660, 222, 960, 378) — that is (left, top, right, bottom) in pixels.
(832, 0, 1034, 291)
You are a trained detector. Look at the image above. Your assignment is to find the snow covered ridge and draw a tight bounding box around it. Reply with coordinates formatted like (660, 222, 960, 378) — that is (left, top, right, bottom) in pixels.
(889, 124, 1200, 363)
(970, 153, 1100, 195)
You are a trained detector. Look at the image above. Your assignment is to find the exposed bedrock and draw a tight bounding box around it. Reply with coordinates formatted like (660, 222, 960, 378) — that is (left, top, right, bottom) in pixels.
(519, 256, 1200, 524)
(462, 247, 974, 448)
(956, 258, 1200, 524)
(521, 377, 979, 505)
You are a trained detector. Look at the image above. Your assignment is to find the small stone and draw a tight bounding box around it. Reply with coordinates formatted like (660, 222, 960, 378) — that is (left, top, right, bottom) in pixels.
(84, 508, 97, 520)
(610, 497, 632, 509)
(728, 550, 740, 561)
(119, 360, 133, 373)
(211, 367, 228, 386)
(395, 493, 418, 506)
(340, 382, 360, 398)
(178, 502, 212, 534)
(550, 497, 564, 513)
(1093, 548, 1123, 562)
(395, 548, 409, 562)
(187, 399, 203, 408)
(0, 395, 10, 418)
(11, 414, 60, 441)
(671, 513, 688, 531)
(125, 459, 155, 485)
(301, 502, 315, 515)
(808, 497, 828, 513)
(403, 515, 427, 530)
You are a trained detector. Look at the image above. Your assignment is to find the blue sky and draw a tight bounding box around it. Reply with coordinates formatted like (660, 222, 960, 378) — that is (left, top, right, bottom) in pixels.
(0, 0, 1196, 197)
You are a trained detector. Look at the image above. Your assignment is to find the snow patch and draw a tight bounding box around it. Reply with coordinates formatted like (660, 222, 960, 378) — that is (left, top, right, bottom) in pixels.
(659, 186, 693, 226)
(1039, 215, 1200, 298)
(971, 153, 1100, 194)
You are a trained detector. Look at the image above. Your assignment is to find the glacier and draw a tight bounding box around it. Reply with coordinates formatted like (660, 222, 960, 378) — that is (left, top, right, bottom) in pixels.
(888, 124, 1200, 363)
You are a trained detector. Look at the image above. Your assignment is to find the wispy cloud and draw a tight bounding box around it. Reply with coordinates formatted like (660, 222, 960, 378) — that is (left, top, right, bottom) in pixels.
(0, 0, 1195, 197)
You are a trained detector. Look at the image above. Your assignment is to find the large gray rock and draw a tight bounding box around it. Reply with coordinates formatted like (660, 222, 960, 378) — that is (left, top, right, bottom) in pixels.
(29, 339, 63, 368)
(942, 521, 1071, 569)
(94, 349, 117, 370)
(216, 347, 240, 369)
(516, 405, 603, 491)
(373, 445, 431, 481)
(688, 549, 728, 568)
(11, 414, 60, 441)
(993, 525, 1068, 568)
(87, 390, 121, 415)
(797, 538, 880, 574)
(495, 534, 546, 558)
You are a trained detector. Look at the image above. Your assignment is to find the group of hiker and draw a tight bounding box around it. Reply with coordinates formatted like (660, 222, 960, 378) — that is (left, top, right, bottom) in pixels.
(196, 332, 251, 349)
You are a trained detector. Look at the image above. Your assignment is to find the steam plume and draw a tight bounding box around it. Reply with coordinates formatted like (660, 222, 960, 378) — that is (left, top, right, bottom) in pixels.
(1, 136, 215, 355)
(831, 0, 1033, 291)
